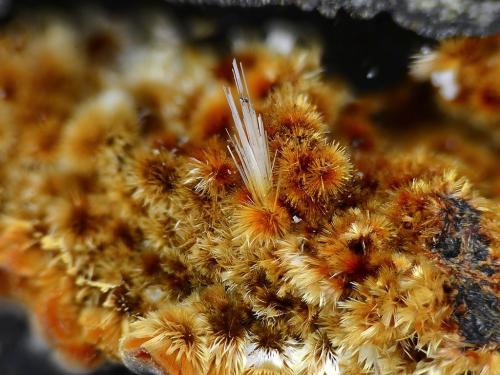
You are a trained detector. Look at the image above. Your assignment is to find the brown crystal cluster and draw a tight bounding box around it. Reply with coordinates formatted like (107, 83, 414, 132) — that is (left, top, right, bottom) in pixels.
(0, 14, 498, 375)
(412, 35, 500, 144)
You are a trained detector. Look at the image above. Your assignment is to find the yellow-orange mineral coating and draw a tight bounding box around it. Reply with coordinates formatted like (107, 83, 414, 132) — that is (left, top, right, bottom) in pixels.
(0, 13, 499, 375)
(412, 35, 500, 144)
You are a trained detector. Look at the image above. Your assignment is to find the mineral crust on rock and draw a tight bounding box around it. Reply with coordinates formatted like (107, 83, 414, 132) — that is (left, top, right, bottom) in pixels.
(0, 8, 499, 375)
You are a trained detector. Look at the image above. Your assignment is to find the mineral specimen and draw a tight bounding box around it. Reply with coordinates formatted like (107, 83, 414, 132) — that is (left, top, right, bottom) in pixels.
(0, 9, 498, 375)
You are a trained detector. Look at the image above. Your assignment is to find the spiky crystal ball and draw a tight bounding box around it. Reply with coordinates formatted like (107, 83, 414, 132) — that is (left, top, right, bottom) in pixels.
(0, 10, 498, 375)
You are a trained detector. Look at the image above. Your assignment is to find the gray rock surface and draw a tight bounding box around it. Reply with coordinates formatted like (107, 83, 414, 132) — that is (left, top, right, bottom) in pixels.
(166, 0, 500, 38)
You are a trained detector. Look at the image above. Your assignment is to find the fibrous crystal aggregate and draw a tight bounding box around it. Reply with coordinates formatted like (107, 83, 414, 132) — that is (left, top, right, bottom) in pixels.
(0, 11, 498, 375)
